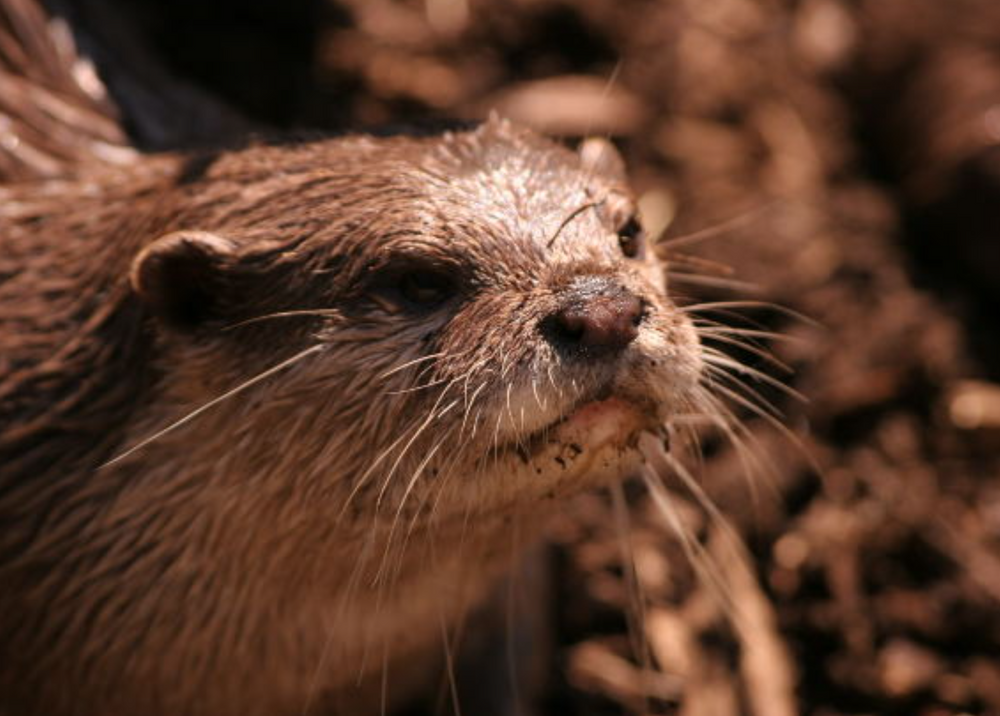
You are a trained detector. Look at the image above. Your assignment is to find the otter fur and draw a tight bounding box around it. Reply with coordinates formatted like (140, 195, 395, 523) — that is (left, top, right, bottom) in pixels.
(0, 3, 703, 715)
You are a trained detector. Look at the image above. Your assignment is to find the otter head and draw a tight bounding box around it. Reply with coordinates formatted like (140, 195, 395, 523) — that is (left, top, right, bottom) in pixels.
(126, 117, 703, 532)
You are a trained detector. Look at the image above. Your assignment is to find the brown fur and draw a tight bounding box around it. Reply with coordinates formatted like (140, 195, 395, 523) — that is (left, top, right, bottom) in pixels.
(0, 0, 136, 180)
(0, 0, 713, 712)
(0, 117, 704, 715)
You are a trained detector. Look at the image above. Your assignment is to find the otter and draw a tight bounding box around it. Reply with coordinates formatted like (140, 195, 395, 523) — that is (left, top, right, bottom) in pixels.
(0, 5, 704, 716)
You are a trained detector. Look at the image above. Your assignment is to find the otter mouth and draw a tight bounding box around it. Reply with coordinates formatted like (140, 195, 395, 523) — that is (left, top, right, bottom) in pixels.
(507, 390, 662, 464)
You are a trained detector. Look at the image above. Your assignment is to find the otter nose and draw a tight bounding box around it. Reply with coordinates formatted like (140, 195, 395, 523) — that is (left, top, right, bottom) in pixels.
(546, 277, 645, 355)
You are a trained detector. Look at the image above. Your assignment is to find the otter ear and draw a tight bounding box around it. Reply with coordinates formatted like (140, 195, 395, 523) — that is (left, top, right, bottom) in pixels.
(578, 137, 626, 181)
(130, 231, 239, 329)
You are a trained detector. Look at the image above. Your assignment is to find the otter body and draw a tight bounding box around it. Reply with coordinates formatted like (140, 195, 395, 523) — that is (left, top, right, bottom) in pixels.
(0, 120, 702, 715)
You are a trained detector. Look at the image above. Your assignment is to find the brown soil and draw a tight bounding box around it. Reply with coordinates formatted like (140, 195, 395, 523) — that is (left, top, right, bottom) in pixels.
(71, 0, 1000, 713)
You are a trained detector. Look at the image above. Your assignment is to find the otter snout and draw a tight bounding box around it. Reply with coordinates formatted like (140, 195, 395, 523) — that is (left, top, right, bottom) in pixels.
(543, 275, 646, 357)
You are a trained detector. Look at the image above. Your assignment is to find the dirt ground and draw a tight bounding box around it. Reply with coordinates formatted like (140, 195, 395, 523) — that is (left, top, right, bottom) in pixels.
(72, 0, 1000, 713)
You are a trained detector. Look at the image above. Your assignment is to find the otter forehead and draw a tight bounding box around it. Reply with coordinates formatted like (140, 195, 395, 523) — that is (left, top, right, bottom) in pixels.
(419, 122, 610, 226)
(178, 119, 628, 260)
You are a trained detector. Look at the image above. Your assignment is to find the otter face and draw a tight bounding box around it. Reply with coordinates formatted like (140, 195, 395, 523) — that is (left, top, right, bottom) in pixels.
(130, 118, 702, 526)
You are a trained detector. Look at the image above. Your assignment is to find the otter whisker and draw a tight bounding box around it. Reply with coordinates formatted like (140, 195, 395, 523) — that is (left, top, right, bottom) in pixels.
(682, 299, 818, 327)
(670, 397, 709, 469)
(703, 377, 795, 435)
(386, 377, 451, 395)
(99, 343, 326, 468)
(360, 374, 469, 530)
(437, 595, 464, 716)
(423, 438, 469, 528)
(460, 380, 489, 439)
(706, 375, 822, 477)
(468, 406, 484, 442)
(663, 250, 735, 276)
(337, 385, 460, 530)
(223, 308, 340, 331)
(697, 330, 794, 373)
(504, 381, 530, 457)
(652, 443, 744, 549)
(405, 429, 466, 541)
(374, 439, 470, 703)
(700, 335, 792, 375)
(609, 482, 653, 684)
(668, 272, 761, 292)
(643, 466, 740, 611)
(373, 395, 461, 513)
(688, 386, 773, 491)
(691, 307, 779, 337)
(373, 435, 447, 588)
(695, 323, 805, 344)
(530, 376, 546, 413)
(379, 636, 391, 716)
(545, 361, 559, 398)
(667, 414, 730, 427)
(378, 350, 451, 379)
(642, 466, 732, 604)
(379, 354, 455, 396)
(702, 350, 806, 404)
(696, 318, 799, 381)
(702, 368, 799, 423)
(503, 517, 525, 715)
(657, 201, 779, 250)
(580, 60, 623, 146)
(336, 420, 427, 524)
(428, 517, 479, 715)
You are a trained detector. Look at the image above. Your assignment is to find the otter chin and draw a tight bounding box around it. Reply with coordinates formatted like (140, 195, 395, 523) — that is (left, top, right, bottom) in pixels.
(0, 116, 703, 716)
(516, 394, 655, 486)
(540, 395, 652, 451)
(549, 395, 656, 453)
(473, 396, 662, 507)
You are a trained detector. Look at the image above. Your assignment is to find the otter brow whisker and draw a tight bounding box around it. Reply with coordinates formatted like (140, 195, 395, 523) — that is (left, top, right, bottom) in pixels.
(545, 200, 602, 249)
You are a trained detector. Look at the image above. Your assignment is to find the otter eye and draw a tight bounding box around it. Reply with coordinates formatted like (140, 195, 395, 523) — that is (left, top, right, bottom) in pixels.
(398, 270, 455, 308)
(617, 216, 644, 258)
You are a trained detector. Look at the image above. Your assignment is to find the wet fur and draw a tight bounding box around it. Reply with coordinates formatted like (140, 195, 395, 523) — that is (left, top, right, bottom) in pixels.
(0, 120, 703, 715)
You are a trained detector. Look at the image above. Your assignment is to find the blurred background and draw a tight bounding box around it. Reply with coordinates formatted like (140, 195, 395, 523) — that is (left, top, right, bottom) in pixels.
(32, 0, 1000, 713)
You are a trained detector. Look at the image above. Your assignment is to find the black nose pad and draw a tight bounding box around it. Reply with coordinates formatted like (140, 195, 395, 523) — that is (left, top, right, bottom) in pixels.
(545, 278, 645, 356)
